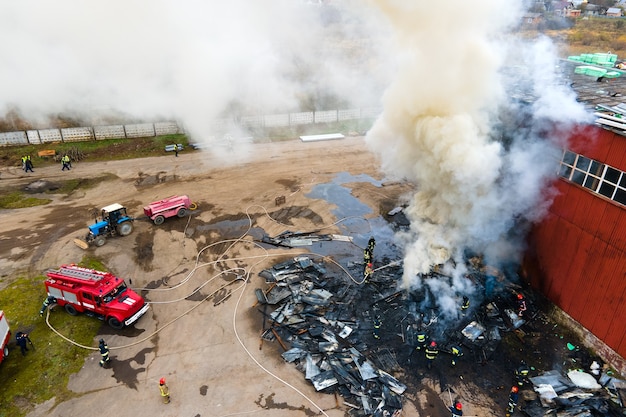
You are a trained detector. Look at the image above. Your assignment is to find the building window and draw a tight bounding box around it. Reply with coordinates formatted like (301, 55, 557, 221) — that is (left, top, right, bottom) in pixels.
(558, 149, 626, 209)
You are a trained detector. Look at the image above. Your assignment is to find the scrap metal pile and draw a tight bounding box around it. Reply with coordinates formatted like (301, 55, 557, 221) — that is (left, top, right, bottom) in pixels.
(254, 242, 626, 416)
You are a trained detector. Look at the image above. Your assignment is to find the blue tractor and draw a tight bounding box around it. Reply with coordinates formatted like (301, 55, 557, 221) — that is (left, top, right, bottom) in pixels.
(78, 203, 134, 248)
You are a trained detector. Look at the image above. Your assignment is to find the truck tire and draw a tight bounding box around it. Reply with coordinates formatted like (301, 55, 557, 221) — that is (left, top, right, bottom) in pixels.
(154, 215, 165, 225)
(108, 316, 124, 330)
(3, 346, 8, 358)
(177, 208, 187, 218)
(95, 236, 107, 247)
(117, 221, 133, 236)
(65, 304, 78, 316)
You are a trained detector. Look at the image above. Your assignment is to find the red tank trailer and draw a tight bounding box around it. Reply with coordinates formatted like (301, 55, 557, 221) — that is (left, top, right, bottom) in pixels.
(143, 195, 194, 225)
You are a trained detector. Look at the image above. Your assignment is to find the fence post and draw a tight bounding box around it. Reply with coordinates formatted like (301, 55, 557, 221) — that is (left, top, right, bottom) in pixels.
(123, 124, 127, 139)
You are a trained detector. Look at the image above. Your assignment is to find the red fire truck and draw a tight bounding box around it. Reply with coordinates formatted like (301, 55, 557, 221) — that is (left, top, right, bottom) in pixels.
(0, 310, 11, 364)
(44, 265, 150, 329)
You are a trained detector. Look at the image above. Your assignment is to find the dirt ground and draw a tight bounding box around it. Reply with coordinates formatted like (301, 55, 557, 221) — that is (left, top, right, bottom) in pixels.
(0, 137, 613, 417)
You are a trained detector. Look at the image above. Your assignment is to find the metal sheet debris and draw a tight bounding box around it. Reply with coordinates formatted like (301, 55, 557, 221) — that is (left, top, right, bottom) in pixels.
(256, 245, 626, 417)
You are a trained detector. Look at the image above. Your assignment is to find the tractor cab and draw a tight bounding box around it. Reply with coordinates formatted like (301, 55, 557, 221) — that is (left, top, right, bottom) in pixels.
(101, 203, 130, 225)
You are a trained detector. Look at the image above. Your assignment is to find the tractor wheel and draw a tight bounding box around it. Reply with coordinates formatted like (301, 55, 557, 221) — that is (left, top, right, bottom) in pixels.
(108, 317, 124, 330)
(117, 221, 133, 236)
(154, 215, 165, 225)
(65, 304, 78, 316)
(177, 208, 187, 218)
(3, 346, 8, 358)
(95, 236, 107, 247)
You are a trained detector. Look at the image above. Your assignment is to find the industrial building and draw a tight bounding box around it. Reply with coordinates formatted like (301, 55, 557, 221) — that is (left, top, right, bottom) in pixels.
(523, 59, 626, 376)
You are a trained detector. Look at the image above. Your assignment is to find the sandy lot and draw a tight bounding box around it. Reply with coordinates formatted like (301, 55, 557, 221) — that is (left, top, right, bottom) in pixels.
(0, 137, 426, 417)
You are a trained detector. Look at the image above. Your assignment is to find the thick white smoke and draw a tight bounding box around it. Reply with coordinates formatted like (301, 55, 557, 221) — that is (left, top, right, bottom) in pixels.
(0, 1, 390, 159)
(365, 1, 588, 318)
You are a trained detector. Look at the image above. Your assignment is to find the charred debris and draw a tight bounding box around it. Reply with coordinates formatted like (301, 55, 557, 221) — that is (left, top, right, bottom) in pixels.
(254, 230, 626, 417)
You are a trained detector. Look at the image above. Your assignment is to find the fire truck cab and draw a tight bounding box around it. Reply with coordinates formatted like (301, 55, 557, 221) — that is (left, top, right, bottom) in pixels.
(0, 310, 11, 364)
(44, 265, 149, 330)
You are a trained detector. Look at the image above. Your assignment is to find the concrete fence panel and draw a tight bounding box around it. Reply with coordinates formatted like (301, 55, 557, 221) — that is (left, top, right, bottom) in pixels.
(264, 114, 290, 128)
(290, 112, 314, 125)
(314, 110, 338, 123)
(0, 131, 28, 146)
(61, 127, 94, 143)
(26, 130, 41, 144)
(338, 109, 361, 121)
(38, 129, 63, 143)
(155, 121, 181, 135)
(124, 123, 156, 138)
(94, 125, 126, 140)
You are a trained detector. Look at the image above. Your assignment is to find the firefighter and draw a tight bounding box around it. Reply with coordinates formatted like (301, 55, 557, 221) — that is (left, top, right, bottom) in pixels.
(450, 345, 463, 366)
(461, 296, 470, 312)
(372, 315, 382, 340)
(16, 332, 29, 356)
(506, 386, 519, 417)
(363, 246, 372, 264)
(159, 377, 170, 404)
(23, 155, 34, 173)
(39, 295, 57, 316)
(515, 361, 530, 387)
(367, 236, 376, 254)
(61, 154, 71, 171)
(425, 340, 438, 369)
(516, 293, 527, 317)
(364, 262, 373, 282)
(415, 331, 427, 351)
(99, 339, 111, 368)
(449, 400, 463, 416)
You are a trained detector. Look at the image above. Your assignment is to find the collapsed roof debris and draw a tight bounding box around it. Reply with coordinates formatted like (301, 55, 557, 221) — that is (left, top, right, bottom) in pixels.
(255, 230, 626, 416)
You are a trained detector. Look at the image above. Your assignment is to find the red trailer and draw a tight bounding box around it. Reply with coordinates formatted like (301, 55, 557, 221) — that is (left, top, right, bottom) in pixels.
(0, 310, 11, 363)
(143, 195, 194, 225)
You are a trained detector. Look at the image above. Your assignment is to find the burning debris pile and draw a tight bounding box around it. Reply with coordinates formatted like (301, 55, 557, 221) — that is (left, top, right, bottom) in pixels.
(254, 235, 626, 416)
(257, 255, 407, 416)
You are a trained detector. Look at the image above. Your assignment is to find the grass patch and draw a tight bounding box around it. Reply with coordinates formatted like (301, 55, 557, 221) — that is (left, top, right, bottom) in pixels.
(0, 191, 51, 209)
(47, 174, 119, 195)
(0, 258, 106, 417)
(0, 134, 190, 168)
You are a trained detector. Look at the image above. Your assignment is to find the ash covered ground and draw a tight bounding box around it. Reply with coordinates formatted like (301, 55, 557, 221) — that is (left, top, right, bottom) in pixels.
(255, 212, 626, 417)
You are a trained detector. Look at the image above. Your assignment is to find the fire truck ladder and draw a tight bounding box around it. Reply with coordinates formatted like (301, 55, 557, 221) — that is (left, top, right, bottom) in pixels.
(56, 266, 105, 282)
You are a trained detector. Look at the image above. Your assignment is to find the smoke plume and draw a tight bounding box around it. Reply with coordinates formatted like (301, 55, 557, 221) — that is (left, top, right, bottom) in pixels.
(0, 1, 389, 154)
(365, 1, 589, 318)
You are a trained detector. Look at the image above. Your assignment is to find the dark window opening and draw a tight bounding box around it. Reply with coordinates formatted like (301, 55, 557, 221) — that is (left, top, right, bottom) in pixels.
(590, 160, 604, 176)
(559, 165, 572, 178)
(575, 156, 591, 171)
(571, 170, 585, 185)
(614, 189, 626, 205)
(599, 182, 616, 199)
(563, 150, 576, 165)
(605, 166, 621, 184)
(584, 176, 599, 190)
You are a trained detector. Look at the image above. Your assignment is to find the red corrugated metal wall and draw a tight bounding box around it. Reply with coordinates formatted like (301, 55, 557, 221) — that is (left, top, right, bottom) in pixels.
(524, 125, 626, 360)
